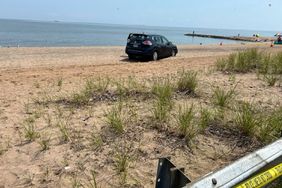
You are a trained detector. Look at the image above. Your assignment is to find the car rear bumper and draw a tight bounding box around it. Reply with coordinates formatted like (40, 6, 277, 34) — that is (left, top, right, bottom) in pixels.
(125, 47, 154, 57)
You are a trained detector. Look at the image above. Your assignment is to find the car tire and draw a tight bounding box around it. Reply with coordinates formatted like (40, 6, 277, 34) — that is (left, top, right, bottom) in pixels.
(171, 50, 176, 57)
(152, 51, 158, 61)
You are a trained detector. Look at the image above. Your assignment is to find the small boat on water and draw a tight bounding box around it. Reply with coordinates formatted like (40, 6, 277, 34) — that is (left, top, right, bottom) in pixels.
(274, 41, 282, 45)
(274, 33, 282, 45)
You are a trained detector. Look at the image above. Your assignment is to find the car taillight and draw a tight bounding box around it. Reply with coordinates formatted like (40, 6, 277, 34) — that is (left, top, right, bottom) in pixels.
(142, 40, 152, 46)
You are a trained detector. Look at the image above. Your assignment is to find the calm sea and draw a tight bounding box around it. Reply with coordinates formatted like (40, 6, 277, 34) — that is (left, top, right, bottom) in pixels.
(0, 19, 277, 47)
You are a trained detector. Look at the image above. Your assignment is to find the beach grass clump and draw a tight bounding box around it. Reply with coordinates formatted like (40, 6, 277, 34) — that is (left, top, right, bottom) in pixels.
(38, 134, 51, 151)
(263, 74, 280, 86)
(57, 120, 71, 143)
(70, 77, 110, 106)
(70, 79, 96, 106)
(70, 92, 91, 106)
(152, 78, 174, 102)
(125, 76, 147, 93)
(23, 122, 39, 142)
(90, 132, 103, 151)
(258, 107, 282, 143)
(236, 49, 261, 72)
(235, 102, 259, 136)
(215, 58, 227, 72)
(115, 81, 128, 99)
(216, 49, 262, 73)
(114, 150, 130, 175)
(151, 78, 174, 126)
(199, 108, 213, 130)
(152, 99, 172, 126)
(114, 77, 148, 100)
(269, 52, 282, 74)
(217, 49, 282, 77)
(175, 104, 197, 143)
(95, 77, 111, 93)
(257, 53, 273, 74)
(113, 143, 133, 186)
(105, 102, 125, 134)
(176, 70, 198, 94)
(212, 85, 236, 108)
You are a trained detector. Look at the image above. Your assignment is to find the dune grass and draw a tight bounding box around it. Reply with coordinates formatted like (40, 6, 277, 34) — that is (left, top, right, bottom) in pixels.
(216, 49, 282, 74)
(175, 104, 195, 137)
(105, 102, 125, 134)
(212, 85, 236, 108)
(175, 104, 198, 145)
(70, 77, 110, 106)
(235, 102, 259, 136)
(151, 78, 174, 126)
(199, 108, 213, 130)
(23, 117, 40, 142)
(38, 134, 51, 151)
(216, 49, 262, 73)
(176, 70, 198, 94)
(257, 107, 282, 143)
(216, 49, 282, 86)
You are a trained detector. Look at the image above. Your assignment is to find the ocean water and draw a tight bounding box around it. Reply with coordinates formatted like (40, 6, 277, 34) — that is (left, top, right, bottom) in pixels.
(0, 19, 278, 47)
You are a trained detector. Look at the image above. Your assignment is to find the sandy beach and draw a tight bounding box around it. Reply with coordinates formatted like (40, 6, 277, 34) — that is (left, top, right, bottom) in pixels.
(0, 43, 282, 187)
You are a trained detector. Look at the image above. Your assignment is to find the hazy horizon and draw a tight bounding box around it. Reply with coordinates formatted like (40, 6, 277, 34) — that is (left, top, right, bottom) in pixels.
(0, 0, 281, 31)
(0, 17, 279, 33)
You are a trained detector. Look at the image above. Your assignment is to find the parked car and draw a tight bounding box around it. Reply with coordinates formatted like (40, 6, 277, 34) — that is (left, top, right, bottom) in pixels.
(125, 33, 178, 61)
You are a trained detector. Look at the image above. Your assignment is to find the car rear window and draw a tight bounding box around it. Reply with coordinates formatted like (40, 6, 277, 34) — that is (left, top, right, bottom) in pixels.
(128, 34, 149, 40)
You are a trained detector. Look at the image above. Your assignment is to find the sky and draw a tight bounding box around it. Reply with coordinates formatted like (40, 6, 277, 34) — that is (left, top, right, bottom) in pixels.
(0, 0, 280, 31)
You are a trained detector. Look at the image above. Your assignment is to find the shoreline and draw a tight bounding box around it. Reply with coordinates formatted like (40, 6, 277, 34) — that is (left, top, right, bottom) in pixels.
(0, 43, 279, 71)
(0, 41, 272, 49)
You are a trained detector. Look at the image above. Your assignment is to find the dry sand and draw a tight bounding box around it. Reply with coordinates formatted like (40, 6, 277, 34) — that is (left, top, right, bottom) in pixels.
(0, 43, 281, 187)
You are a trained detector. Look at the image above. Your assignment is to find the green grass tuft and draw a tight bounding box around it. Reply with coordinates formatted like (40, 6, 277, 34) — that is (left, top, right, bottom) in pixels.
(258, 107, 282, 143)
(176, 70, 198, 94)
(23, 123, 39, 142)
(176, 104, 195, 137)
(105, 102, 125, 134)
(151, 78, 174, 126)
(216, 49, 262, 73)
(38, 134, 51, 151)
(199, 108, 213, 130)
(263, 74, 279, 86)
(69, 77, 111, 106)
(235, 102, 259, 136)
(212, 85, 236, 108)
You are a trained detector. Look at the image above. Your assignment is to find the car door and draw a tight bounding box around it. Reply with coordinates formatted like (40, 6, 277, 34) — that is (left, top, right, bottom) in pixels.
(161, 36, 171, 57)
(155, 36, 166, 58)
(152, 36, 163, 57)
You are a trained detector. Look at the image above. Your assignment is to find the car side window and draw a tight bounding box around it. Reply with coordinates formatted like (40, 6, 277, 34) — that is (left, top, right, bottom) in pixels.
(162, 37, 169, 44)
(153, 36, 162, 44)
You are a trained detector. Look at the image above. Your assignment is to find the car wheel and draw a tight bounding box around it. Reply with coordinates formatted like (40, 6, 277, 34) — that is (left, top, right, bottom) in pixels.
(152, 51, 158, 61)
(171, 50, 176, 57)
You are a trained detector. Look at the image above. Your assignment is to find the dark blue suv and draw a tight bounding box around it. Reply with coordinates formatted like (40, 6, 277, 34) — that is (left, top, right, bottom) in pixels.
(125, 33, 178, 61)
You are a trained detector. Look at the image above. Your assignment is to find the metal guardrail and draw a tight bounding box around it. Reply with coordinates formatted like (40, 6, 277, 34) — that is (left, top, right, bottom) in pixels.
(156, 138, 282, 188)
